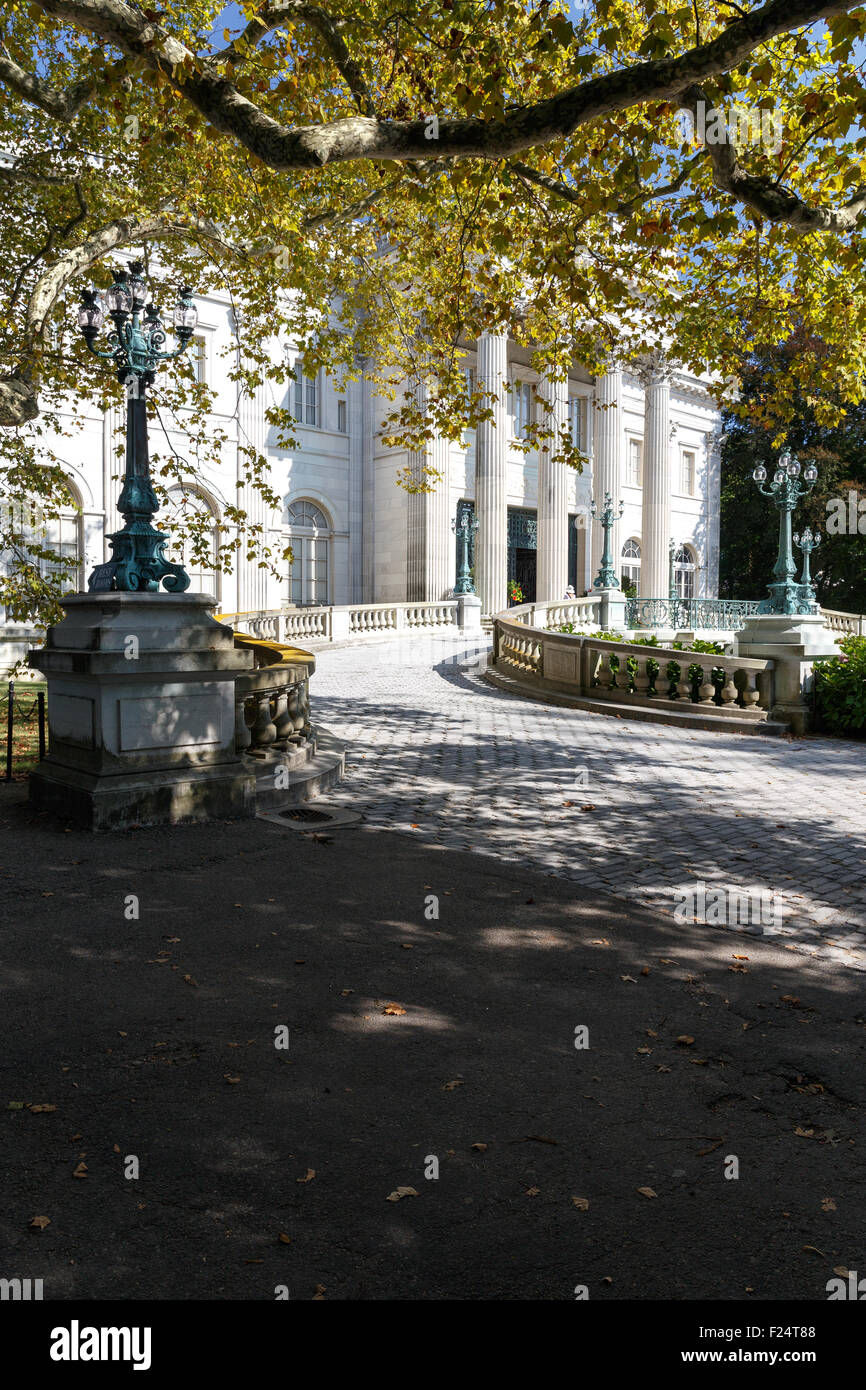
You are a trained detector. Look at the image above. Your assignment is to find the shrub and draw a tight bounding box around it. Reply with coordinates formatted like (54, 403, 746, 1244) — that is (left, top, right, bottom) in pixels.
(814, 635, 866, 734)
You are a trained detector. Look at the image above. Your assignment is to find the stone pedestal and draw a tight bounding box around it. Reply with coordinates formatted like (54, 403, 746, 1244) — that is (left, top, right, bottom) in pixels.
(455, 593, 483, 632)
(736, 612, 839, 734)
(598, 587, 628, 632)
(28, 593, 256, 830)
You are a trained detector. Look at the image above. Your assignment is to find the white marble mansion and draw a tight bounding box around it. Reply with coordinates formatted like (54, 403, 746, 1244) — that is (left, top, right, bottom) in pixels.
(1, 280, 722, 669)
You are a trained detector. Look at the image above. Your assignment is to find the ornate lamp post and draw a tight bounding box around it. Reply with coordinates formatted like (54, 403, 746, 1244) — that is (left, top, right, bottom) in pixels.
(668, 537, 678, 601)
(77, 261, 198, 593)
(793, 525, 821, 606)
(452, 502, 479, 595)
(590, 492, 624, 590)
(752, 448, 818, 615)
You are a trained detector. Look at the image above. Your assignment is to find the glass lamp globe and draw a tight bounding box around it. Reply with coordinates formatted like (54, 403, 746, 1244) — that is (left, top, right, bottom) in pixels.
(77, 290, 104, 335)
(104, 274, 132, 316)
(127, 261, 148, 309)
(773, 469, 785, 484)
(752, 464, 767, 482)
(787, 456, 801, 477)
(804, 463, 818, 482)
(173, 286, 197, 334)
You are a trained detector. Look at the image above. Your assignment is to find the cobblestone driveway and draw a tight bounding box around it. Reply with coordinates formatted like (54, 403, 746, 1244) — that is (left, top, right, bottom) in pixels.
(312, 633, 866, 970)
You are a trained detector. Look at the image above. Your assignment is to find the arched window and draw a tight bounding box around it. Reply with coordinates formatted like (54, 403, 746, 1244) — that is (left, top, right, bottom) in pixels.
(284, 499, 331, 606)
(2, 480, 83, 604)
(621, 537, 641, 595)
(163, 488, 220, 600)
(673, 544, 697, 599)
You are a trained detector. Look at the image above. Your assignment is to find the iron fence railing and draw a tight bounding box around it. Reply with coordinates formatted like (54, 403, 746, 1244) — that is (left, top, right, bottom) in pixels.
(625, 597, 763, 632)
(3, 680, 46, 781)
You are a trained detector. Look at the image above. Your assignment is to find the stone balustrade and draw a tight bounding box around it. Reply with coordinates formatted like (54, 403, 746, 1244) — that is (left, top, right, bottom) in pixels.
(218, 599, 468, 646)
(822, 609, 865, 635)
(492, 614, 776, 726)
(233, 639, 313, 758)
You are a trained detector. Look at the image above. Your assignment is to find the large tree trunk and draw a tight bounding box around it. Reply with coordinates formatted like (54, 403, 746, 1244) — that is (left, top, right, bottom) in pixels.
(0, 375, 39, 426)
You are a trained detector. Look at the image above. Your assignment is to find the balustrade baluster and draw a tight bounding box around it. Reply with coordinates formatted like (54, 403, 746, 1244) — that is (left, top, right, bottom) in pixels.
(249, 691, 278, 754)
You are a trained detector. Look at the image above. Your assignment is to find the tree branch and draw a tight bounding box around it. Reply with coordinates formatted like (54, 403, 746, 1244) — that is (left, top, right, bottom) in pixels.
(681, 85, 866, 232)
(0, 53, 95, 121)
(511, 154, 706, 217)
(216, 2, 377, 117)
(27, 0, 863, 169)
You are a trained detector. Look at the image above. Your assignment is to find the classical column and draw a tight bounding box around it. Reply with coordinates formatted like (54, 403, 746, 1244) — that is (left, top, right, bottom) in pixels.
(640, 355, 673, 598)
(361, 366, 376, 601)
(475, 330, 509, 615)
(236, 363, 270, 612)
(536, 374, 569, 601)
(348, 370, 364, 602)
(406, 431, 452, 601)
(705, 429, 721, 598)
(591, 365, 623, 583)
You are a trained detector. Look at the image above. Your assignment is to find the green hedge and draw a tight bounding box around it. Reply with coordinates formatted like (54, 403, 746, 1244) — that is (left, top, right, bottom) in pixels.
(814, 635, 866, 735)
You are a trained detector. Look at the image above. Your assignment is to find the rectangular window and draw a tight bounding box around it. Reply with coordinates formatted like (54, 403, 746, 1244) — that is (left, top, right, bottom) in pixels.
(294, 367, 319, 427)
(568, 396, 584, 450)
(287, 537, 329, 605)
(627, 438, 643, 487)
(513, 380, 533, 439)
(190, 335, 207, 384)
(337, 398, 347, 433)
(680, 449, 696, 496)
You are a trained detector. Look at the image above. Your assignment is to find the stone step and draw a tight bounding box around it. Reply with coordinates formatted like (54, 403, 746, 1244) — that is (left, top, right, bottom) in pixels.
(250, 727, 346, 810)
(483, 668, 790, 736)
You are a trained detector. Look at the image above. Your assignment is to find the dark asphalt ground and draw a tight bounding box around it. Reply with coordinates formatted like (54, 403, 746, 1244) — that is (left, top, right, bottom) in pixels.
(1, 780, 864, 1302)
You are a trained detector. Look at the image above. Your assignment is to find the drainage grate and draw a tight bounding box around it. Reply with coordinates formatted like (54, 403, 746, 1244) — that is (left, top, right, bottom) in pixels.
(257, 801, 363, 831)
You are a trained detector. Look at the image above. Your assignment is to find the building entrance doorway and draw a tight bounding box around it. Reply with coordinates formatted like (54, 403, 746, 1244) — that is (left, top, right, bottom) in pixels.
(507, 507, 537, 603)
(513, 548, 537, 602)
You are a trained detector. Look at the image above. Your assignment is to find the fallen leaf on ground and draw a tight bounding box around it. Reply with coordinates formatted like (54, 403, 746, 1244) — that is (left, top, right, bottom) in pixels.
(386, 1186, 418, 1201)
(72, 1162, 87, 1178)
(571, 1196, 590, 1211)
(621, 974, 637, 983)
(589, 939, 609, 946)
(30, 1215, 51, 1230)
(525, 1187, 540, 1196)
(29, 1104, 57, 1114)
(676, 1035, 695, 1045)
(637, 1186, 657, 1199)
(802, 1244, 827, 1257)
(278, 1233, 292, 1244)
(183, 974, 198, 987)
(383, 1003, 407, 1016)
(822, 1197, 837, 1212)
(224, 1075, 241, 1085)
(470, 1142, 488, 1152)
(313, 1284, 326, 1299)
(297, 1169, 315, 1184)
(442, 1079, 463, 1091)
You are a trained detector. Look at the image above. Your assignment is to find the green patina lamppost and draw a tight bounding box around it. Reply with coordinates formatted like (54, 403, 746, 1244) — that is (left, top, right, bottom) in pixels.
(452, 502, 479, 594)
(752, 448, 818, 615)
(77, 261, 198, 593)
(793, 525, 821, 606)
(590, 491, 624, 589)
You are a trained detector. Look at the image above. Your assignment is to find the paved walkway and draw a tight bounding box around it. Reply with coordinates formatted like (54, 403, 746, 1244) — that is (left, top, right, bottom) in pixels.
(312, 633, 866, 970)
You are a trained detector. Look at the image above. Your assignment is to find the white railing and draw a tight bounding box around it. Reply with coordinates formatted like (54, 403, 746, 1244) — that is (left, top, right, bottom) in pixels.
(217, 600, 464, 646)
(493, 613, 775, 724)
(505, 596, 603, 630)
(822, 609, 865, 635)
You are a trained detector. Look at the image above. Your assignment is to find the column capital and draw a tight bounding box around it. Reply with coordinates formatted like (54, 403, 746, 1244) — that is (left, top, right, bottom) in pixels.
(637, 350, 674, 391)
